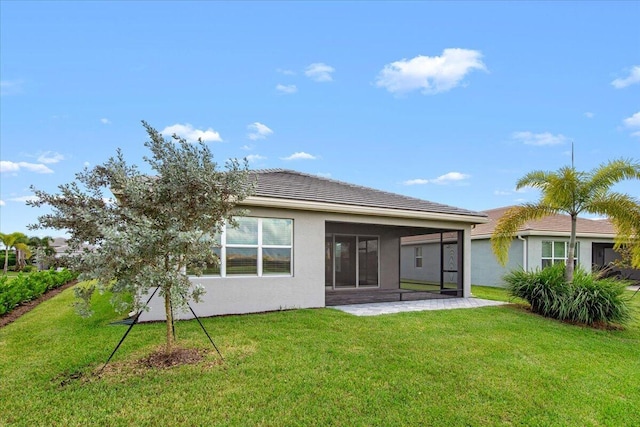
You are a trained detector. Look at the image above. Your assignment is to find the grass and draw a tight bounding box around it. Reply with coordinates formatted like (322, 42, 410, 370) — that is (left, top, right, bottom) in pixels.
(1, 285, 639, 426)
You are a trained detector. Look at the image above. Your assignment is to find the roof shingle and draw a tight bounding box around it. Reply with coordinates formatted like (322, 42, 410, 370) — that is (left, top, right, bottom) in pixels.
(472, 206, 615, 237)
(248, 169, 486, 218)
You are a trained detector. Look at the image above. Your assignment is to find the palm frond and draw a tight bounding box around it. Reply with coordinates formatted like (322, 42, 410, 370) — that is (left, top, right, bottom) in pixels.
(491, 204, 558, 266)
(587, 158, 640, 194)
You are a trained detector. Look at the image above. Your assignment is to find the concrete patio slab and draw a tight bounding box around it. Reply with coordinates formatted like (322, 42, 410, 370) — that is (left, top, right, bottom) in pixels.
(332, 297, 507, 316)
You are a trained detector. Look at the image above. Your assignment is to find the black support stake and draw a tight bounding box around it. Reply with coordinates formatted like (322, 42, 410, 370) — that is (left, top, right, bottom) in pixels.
(186, 302, 224, 361)
(97, 286, 160, 376)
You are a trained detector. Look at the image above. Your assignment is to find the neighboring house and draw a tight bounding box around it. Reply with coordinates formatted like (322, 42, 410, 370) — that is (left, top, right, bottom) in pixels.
(404, 206, 638, 288)
(140, 169, 488, 321)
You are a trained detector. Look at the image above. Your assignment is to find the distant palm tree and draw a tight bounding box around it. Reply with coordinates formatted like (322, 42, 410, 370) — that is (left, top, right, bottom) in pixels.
(28, 236, 55, 270)
(491, 158, 640, 282)
(0, 232, 31, 273)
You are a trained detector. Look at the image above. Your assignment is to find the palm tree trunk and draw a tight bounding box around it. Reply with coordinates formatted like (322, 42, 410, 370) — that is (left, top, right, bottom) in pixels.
(3, 248, 8, 274)
(164, 288, 175, 352)
(566, 214, 577, 282)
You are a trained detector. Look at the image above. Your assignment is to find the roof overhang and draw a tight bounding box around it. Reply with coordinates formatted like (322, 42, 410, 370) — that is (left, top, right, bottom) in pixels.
(241, 196, 488, 225)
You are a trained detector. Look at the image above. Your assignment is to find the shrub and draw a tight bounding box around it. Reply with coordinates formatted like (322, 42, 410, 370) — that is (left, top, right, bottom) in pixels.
(0, 269, 79, 316)
(504, 264, 632, 326)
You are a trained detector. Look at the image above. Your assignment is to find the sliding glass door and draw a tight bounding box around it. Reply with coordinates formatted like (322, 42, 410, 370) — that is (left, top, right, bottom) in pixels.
(325, 234, 379, 289)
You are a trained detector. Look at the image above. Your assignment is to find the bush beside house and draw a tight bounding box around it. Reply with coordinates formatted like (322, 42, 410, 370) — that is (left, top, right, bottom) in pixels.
(504, 263, 632, 326)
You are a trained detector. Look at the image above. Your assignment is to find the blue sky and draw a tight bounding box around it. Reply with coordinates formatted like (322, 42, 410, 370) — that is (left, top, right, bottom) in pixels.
(1, 1, 639, 236)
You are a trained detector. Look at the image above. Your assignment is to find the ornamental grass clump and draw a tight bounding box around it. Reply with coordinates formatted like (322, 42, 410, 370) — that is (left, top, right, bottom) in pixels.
(504, 263, 632, 326)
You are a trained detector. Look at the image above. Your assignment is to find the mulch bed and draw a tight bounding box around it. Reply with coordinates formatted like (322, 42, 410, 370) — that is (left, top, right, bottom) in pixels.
(0, 280, 78, 328)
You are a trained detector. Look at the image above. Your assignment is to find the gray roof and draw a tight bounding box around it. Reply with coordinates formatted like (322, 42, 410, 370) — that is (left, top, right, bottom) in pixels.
(249, 169, 486, 218)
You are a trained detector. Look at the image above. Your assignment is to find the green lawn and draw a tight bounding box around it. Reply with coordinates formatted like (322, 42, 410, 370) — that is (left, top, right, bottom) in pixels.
(1, 284, 639, 426)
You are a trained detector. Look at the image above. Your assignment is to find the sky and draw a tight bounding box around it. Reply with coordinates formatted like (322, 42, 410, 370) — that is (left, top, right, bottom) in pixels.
(1, 1, 639, 237)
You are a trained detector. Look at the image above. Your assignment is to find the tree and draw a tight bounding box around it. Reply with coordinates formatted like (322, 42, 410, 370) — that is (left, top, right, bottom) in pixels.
(28, 121, 255, 351)
(28, 236, 55, 270)
(0, 232, 31, 273)
(491, 158, 640, 282)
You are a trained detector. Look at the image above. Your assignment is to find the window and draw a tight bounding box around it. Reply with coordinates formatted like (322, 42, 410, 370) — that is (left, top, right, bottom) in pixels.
(414, 246, 423, 268)
(541, 241, 579, 268)
(189, 217, 293, 277)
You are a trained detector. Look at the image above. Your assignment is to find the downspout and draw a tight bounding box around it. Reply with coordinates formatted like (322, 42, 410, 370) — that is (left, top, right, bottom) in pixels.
(517, 235, 528, 271)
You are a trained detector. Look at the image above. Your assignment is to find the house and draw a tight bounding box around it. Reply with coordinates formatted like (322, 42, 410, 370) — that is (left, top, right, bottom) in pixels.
(140, 169, 488, 321)
(402, 206, 639, 288)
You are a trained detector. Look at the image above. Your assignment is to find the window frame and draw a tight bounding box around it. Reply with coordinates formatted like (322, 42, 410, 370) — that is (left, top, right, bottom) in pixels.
(190, 216, 294, 278)
(414, 246, 423, 269)
(541, 240, 579, 268)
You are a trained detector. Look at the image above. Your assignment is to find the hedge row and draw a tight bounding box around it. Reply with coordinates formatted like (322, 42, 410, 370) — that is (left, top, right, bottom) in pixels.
(0, 269, 79, 316)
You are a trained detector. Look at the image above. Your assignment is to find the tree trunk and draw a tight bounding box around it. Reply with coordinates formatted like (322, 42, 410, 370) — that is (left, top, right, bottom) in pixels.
(3, 248, 8, 274)
(164, 287, 175, 352)
(566, 214, 577, 282)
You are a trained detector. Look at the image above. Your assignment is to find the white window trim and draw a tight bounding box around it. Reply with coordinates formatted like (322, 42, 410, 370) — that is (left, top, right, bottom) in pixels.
(541, 241, 580, 267)
(415, 246, 423, 269)
(194, 217, 293, 278)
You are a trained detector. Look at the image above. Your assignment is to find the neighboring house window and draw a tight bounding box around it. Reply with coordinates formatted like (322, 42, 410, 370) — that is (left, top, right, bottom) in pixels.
(188, 217, 293, 277)
(541, 241, 579, 268)
(414, 246, 423, 268)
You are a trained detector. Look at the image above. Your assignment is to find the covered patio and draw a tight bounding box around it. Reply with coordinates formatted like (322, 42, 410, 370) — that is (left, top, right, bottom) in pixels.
(325, 222, 465, 306)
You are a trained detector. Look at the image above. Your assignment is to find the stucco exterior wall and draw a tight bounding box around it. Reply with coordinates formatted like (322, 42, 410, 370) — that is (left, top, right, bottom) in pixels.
(471, 236, 618, 288)
(470, 238, 523, 287)
(140, 208, 477, 320)
(400, 242, 459, 284)
(140, 207, 326, 321)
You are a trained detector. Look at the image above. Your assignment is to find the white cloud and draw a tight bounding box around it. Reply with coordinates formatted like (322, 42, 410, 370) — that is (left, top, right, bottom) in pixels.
(611, 66, 640, 89)
(493, 190, 511, 196)
(0, 79, 23, 96)
(305, 63, 335, 82)
(247, 122, 274, 141)
(100, 118, 111, 124)
(277, 68, 296, 76)
(623, 112, 640, 128)
(623, 112, 640, 138)
(246, 154, 267, 163)
(512, 131, 568, 146)
(316, 172, 332, 178)
(404, 179, 430, 185)
(161, 123, 222, 143)
(37, 151, 64, 164)
(0, 160, 54, 174)
(584, 112, 594, 118)
(0, 200, 5, 206)
(240, 145, 254, 151)
(276, 84, 298, 94)
(281, 152, 318, 161)
(83, 161, 91, 167)
(375, 48, 486, 95)
(403, 172, 470, 185)
(9, 195, 39, 203)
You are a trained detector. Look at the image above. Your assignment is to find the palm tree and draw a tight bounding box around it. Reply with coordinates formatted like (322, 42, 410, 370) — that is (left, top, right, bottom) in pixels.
(0, 232, 31, 274)
(491, 158, 640, 282)
(28, 236, 55, 270)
